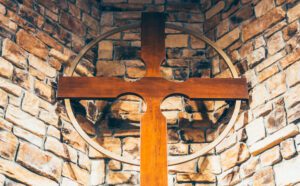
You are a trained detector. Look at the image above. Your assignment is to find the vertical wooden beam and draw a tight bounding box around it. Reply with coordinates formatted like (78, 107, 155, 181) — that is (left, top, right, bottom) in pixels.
(141, 12, 166, 77)
(140, 12, 168, 186)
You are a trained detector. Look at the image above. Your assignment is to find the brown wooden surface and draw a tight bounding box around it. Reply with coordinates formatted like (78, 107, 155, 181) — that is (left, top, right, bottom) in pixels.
(57, 76, 249, 100)
(57, 12, 249, 186)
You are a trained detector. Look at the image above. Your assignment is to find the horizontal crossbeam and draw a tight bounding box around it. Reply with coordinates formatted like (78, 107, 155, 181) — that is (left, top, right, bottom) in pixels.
(57, 76, 249, 100)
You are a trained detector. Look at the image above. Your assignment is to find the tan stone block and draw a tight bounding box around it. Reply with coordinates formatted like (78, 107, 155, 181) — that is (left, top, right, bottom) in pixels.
(49, 49, 73, 63)
(242, 7, 285, 41)
(181, 129, 205, 143)
(62, 162, 89, 185)
(0, 13, 17, 31)
(205, 1, 225, 19)
(62, 121, 87, 153)
(122, 137, 140, 159)
(17, 142, 62, 181)
(218, 166, 240, 186)
(47, 126, 60, 139)
(283, 21, 299, 41)
(284, 84, 300, 109)
(96, 60, 125, 77)
(267, 31, 285, 55)
(6, 105, 46, 137)
(253, 102, 272, 118)
(96, 137, 121, 155)
(258, 64, 278, 83)
(166, 34, 189, 48)
(253, 166, 275, 186)
(168, 143, 189, 155)
(61, 178, 79, 186)
(16, 29, 48, 60)
(256, 50, 286, 72)
(254, 36, 266, 49)
(198, 155, 221, 174)
(28, 54, 56, 78)
(240, 157, 259, 178)
(39, 110, 59, 127)
(216, 133, 237, 153)
(161, 96, 183, 111)
(108, 160, 121, 170)
(34, 80, 54, 102)
(247, 47, 265, 68)
(287, 3, 300, 22)
(0, 130, 18, 160)
(240, 41, 254, 59)
(45, 137, 77, 163)
(280, 138, 296, 160)
(13, 68, 32, 90)
(82, 12, 98, 30)
(260, 146, 281, 166)
(22, 92, 40, 116)
(106, 172, 137, 185)
(0, 57, 13, 79)
(176, 172, 216, 183)
(274, 156, 300, 185)
(36, 31, 63, 51)
(254, 0, 275, 17)
(98, 41, 113, 59)
(0, 158, 57, 186)
(0, 89, 8, 108)
(286, 62, 300, 87)
(90, 160, 105, 185)
(100, 12, 113, 26)
(246, 117, 266, 145)
(265, 106, 286, 134)
(13, 126, 42, 147)
(280, 47, 300, 69)
(77, 152, 90, 171)
(0, 118, 12, 131)
(216, 27, 240, 49)
(60, 12, 85, 36)
(169, 158, 197, 174)
(266, 72, 286, 98)
(191, 36, 205, 49)
(2, 39, 27, 69)
(287, 104, 300, 124)
(190, 143, 215, 155)
(220, 143, 250, 171)
(249, 124, 299, 155)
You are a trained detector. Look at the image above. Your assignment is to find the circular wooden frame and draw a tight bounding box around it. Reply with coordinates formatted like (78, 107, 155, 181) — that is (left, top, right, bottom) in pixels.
(63, 23, 241, 166)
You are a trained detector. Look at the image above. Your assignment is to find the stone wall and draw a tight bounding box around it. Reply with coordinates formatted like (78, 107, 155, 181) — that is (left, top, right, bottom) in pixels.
(0, 0, 299, 186)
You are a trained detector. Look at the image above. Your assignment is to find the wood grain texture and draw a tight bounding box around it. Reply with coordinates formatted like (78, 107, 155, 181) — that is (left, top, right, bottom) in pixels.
(57, 76, 249, 100)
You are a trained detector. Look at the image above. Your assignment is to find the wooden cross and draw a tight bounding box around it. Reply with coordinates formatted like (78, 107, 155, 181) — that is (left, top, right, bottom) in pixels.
(57, 13, 248, 186)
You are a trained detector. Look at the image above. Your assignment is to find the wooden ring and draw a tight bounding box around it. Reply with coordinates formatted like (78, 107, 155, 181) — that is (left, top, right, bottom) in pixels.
(63, 23, 241, 166)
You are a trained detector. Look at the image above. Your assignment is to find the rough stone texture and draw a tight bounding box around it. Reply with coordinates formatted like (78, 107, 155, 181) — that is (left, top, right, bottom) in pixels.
(250, 124, 299, 155)
(260, 146, 282, 166)
(0, 130, 18, 160)
(240, 157, 259, 179)
(16, 29, 48, 60)
(267, 31, 285, 55)
(90, 160, 105, 185)
(62, 162, 89, 185)
(2, 39, 27, 69)
(176, 172, 216, 183)
(0, 57, 13, 79)
(274, 156, 300, 185)
(246, 117, 266, 145)
(17, 142, 62, 181)
(106, 172, 137, 185)
(166, 34, 189, 48)
(216, 28, 240, 49)
(253, 166, 275, 186)
(0, 158, 58, 186)
(242, 7, 285, 41)
(5, 105, 46, 137)
(220, 143, 250, 171)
